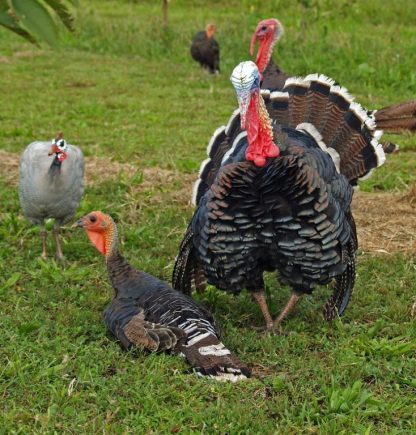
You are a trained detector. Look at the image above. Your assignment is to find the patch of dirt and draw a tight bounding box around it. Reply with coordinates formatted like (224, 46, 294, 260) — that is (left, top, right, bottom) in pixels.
(1, 149, 414, 254)
(352, 190, 415, 254)
(65, 81, 96, 88)
(0, 150, 19, 185)
(0, 150, 137, 186)
(13, 50, 44, 59)
(130, 166, 195, 205)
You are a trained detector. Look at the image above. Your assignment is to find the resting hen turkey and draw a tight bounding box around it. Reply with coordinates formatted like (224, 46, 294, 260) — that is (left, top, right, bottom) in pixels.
(74, 211, 250, 381)
(173, 61, 385, 332)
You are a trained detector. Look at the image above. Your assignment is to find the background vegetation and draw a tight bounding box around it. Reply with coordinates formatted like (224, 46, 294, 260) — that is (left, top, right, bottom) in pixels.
(0, 0, 415, 432)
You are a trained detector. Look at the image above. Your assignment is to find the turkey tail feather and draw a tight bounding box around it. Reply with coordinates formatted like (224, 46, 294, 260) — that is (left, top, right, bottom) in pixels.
(375, 117, 416, 132)
(374, 99, 416, 121)
(263, 74, 385, 184)
(180, 334, 250, 381)
(192, 110, 241, 206)
(172, 225, 195, 295)
(323, 239, 356, 320)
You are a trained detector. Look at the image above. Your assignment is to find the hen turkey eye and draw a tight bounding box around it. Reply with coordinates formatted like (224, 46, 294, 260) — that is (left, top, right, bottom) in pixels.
(261, 26, 267, 31)
(89, 215, 97, 222)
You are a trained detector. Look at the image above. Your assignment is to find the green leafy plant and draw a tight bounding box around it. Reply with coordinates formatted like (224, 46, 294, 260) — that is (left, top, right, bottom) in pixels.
(0, 0, 77, 46)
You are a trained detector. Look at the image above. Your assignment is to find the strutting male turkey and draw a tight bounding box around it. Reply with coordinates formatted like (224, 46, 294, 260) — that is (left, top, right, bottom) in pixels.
(19, 133, 84, 260)
(251, 18, 416, 139)
(74, 211, 250, 381)
(173, 61, 386, 332)
(190, 23, 220, 74)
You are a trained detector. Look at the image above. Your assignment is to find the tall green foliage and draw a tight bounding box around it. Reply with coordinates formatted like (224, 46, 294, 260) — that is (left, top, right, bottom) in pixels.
(0, 0, 76, 46)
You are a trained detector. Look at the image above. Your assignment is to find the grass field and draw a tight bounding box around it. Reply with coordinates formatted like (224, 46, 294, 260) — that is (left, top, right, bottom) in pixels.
(0, 0, 415, 432)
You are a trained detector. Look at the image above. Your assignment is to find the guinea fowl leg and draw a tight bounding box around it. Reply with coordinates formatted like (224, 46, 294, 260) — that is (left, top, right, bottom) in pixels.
(40, 227, 47, 260)
(273, 292, 301, 329)
(252, 291, 274, 331)
(53, 225, 64, 260)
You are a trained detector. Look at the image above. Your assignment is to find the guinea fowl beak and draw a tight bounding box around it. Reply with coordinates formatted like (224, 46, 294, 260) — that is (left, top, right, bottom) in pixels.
(72, 218, 85, 229)
(48, 144, 59, 156)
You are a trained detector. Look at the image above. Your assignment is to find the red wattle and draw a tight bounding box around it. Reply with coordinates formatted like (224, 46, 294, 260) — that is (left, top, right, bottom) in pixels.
(255, 35, 273, 74)
(86, 230, 106, 255)
(244, 93, 279, 168)
(265, 144, 280, 158)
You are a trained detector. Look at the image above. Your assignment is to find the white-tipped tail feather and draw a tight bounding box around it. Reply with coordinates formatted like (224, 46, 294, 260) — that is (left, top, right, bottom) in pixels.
(296, 122, 341, 173)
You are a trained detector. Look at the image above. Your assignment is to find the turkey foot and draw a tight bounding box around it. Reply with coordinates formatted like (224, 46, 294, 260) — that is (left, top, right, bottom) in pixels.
(251, 323, 289, 336)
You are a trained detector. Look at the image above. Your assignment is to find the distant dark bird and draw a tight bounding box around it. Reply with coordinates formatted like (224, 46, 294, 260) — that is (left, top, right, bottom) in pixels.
(190, 23, 220, 74)
(19, 133, 84, 260)
(74, 211, 250, 381)
(251, 18, 416, 139)
(173, 61, 386, 332)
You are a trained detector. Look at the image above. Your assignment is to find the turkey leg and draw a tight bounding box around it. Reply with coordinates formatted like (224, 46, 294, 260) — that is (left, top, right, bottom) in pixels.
(252, 291, 274, 331)
(273, 292, 301, 327)
(53, 225, 64, 260)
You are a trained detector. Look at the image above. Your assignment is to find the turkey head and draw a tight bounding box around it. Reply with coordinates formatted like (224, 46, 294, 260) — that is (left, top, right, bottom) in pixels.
(250, 18, 284, 78)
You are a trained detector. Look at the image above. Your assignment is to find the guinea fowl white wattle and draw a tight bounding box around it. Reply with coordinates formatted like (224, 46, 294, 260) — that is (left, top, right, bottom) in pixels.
(19, 133, 85, 260)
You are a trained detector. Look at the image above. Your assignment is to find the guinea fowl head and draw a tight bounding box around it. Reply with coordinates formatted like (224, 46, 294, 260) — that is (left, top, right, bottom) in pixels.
(206, 23, 216, 38)
(74, 211, 118, 258)
(48, 132, 68, 162)
(231, 61, 279, 167)
(250, 18, 283, 77)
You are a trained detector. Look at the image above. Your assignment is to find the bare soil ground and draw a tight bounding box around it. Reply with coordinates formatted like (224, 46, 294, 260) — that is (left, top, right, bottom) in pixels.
(1, 150, 414, 254)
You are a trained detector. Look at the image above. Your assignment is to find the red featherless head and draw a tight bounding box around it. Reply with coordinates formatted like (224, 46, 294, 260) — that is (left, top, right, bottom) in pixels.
(73, 211, 118, 257)
(250, 18, 283, 75)
(206, 23, 216, 38)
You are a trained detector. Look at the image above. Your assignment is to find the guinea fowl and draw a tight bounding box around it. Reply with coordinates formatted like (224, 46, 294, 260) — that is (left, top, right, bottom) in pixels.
(74, 211, 250, 381)
(251, 18, 416, 137)
(190, 23, 220, 74)
(173, 61, 385, 332)
(19, 133, 84, 260)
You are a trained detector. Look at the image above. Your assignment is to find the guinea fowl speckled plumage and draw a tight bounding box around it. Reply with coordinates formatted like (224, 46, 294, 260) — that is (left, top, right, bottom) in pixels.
(173, 61, 385, 331)
(74, 211, 250, 381)
(190, 24, 220, 74)
(251, 18, 416, 144)
(19, 133, 84, 260)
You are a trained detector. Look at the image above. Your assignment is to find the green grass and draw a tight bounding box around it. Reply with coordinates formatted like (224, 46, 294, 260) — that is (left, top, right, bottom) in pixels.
(1, 0, 415, 432)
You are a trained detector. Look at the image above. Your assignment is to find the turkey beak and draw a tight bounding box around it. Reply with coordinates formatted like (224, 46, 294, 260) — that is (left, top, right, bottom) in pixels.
(48, 144, 59, 156)
(250, 26, 268, 56)
(72, 218, 85, 229)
